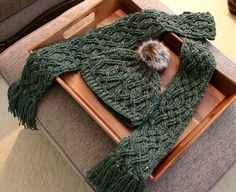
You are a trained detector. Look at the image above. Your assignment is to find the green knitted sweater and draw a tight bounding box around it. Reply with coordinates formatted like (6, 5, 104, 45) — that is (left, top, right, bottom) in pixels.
(8, 10, 216, 192)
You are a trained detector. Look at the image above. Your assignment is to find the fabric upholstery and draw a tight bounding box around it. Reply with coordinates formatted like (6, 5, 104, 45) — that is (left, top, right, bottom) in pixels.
(0, 0, 36, 22)
(37, 83, 116, 177)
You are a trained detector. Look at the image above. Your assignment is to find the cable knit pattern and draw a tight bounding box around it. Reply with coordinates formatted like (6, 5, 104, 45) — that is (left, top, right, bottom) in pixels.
(8, 9, 216, 192)
(86, 40, 216, 192)
(113, 40, 216, 180)
(8, 9, 215, 129)
(81, 49, 161, 126)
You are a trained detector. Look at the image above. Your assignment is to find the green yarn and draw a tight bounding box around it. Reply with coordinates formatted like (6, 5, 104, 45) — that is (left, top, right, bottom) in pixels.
(8, 9, 216, 192)
(86, 40, 216, 191)
(81, 48, 161, 126)
(86, 156, 145, 192)
(106, 39, 216, 179)
(8, 10, 215, 129)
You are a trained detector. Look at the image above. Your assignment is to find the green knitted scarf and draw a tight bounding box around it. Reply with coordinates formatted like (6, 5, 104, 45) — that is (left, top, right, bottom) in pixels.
(8, 10, 216, 192)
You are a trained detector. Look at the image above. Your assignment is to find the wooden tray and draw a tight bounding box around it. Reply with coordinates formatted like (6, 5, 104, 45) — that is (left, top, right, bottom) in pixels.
(29, 0, 236, 182)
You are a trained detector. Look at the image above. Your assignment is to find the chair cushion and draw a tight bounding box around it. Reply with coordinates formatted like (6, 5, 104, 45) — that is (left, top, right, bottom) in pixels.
(0, 0, 36, 22)
(0, 0, 65, 42)
(37, 83, 116, 177)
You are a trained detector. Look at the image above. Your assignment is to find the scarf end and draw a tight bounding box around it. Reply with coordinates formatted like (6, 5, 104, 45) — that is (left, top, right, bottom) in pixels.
(86, 156, 145, 192)
(8, 81, 38, 130)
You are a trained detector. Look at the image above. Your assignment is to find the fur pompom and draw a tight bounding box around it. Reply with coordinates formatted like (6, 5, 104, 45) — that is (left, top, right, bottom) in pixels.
(137, 40, 170, 71)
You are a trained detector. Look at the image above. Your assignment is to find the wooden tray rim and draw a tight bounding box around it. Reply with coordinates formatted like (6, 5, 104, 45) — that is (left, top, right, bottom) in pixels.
(28, 0, 236, 182)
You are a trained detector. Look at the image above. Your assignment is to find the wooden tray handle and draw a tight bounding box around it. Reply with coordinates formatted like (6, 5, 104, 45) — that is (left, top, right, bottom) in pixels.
(63, 12, 96, 39)
(29, 0, 121, 52)
(29, 0, 104, 51)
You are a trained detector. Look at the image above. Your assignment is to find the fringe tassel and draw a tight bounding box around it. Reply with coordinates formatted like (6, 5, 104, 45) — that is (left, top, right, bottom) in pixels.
(86, 156, 145, 192)
(8, 81, 38, 130)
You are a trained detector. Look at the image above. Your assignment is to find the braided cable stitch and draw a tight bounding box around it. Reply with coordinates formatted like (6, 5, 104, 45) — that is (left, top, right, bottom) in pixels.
(8, 9, 216, 192)
(81, 49, 161, 126)
(113, 39, 216, 180)
(8, 10, 215, 129)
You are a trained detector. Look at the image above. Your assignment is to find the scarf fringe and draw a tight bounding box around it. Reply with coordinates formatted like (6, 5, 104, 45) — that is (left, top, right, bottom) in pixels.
(8, 82, 38, 130)
(86, 156, 145, 192)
